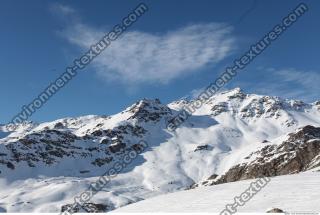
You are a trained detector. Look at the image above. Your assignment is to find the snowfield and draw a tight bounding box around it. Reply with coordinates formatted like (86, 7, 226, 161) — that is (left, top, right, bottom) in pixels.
(114, 170, 320, 213)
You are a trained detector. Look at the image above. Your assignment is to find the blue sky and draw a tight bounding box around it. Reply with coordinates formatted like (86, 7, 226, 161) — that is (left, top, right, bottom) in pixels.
(1, 0, 319, 124)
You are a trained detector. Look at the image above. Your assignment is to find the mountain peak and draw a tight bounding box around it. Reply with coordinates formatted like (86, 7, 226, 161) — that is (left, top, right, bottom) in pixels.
(126, 98, 171, 122)
(226, 87, 242, 93)
(127, 98, 163, 113)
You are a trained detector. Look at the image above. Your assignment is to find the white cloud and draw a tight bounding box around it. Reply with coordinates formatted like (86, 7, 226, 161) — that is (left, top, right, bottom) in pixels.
(51, 3, 76, 17)
(234, 68, 320, 102)
(56, 5, 235, 86)
(276, 68, 320, 90)
(272, 68, 320, 101)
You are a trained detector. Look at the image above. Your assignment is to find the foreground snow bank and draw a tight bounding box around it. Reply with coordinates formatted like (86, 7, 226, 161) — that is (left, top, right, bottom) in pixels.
(113, 171, 320, 213)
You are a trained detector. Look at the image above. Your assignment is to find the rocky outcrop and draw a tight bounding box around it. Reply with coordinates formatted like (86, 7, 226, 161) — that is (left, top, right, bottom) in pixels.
(266, 208, 285, 213)
(0, 123, 148, 174)
(211, 102, 228, 116)
(127, 99, 172, 122)
(61, 203, 111, 213)
(194, 144, 214, 152)
(207, 89, 313, 127)
(199, 125, 320, 186)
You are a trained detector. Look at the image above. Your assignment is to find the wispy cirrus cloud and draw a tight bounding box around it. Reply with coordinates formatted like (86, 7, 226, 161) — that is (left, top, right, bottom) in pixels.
(53, 4, 236, 86)
(232, 67, 320, 102)
(51, 3, 75, 15)
(268, 68, 320, 101)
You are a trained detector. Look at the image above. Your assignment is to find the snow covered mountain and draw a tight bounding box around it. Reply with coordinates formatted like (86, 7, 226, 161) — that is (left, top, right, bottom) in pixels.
(0, 88, 319, 212)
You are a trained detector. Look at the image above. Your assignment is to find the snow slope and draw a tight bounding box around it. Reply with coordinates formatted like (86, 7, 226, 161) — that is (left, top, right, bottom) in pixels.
(114, 170, 320, 213)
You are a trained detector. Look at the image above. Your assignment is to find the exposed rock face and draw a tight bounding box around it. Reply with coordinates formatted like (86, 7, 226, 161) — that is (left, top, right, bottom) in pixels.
(109, 142, 126, 153)
(61, 203, 111, 213)
(91, 157, 113, 167)
(239, 96, 284, 118)
(266, 208, 285, 213)
(0, 123, 147, 174)
(226, 89, 246, 100)
(128, 99, 172, 122)
(200, 126, 320, 186)
(205, 89, 313, 129)
(54, 122, 64, 129)
(211, 102, 228, 116)
(194, 144, 213, 152)
(2, 129, 80, 168)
